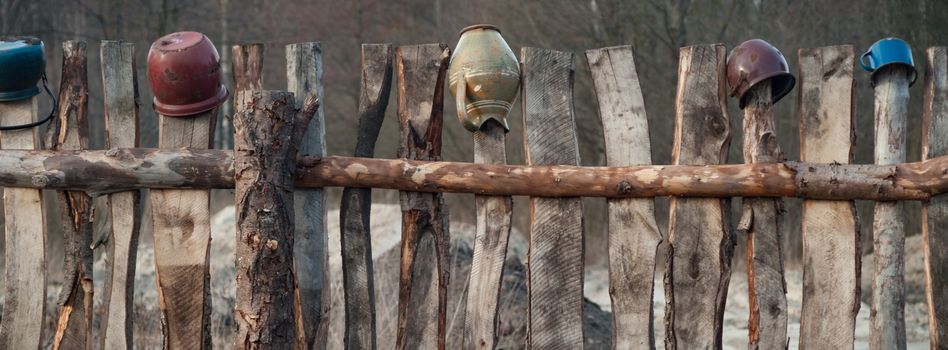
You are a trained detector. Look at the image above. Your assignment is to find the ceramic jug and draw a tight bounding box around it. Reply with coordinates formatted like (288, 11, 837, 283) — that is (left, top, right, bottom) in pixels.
(448, 24, 519, 133)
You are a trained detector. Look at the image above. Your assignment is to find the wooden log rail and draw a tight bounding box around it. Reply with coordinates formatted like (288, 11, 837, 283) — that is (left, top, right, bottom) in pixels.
(0, 148, 946, 200)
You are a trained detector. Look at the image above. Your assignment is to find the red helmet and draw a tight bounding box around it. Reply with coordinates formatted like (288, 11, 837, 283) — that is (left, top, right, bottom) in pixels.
(727, 39, 795, 108)
(147, 32, 229, 117)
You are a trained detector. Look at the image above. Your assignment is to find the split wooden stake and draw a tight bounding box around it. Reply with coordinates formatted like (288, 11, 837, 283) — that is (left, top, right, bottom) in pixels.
(339, 43, 393, 350)
(923, 46, 948, 349)
(586, 45, 661, 349)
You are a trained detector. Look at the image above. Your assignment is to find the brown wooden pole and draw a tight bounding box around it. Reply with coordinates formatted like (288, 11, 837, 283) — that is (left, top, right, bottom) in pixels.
(739, 80, 788, 349)
(923, 46, 948, 349)
(50, 40, 94, 350)
(233, 90, 319, 349)
(339, 43, 392, 350)
(869, 64, 912, 350)
(797, 45, 860, 349)
(233, 43, 264, 92)
(100, 40, 143, 350)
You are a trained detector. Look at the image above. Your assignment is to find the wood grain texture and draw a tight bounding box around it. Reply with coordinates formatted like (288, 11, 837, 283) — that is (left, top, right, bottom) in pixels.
(0, 96, 46, 350)
(521, 47, 585, 349)
(663, 44, 733, 350)
(585, 45, 661, 350)
(394, 43, 451, 350)
(233, 43, 264, 93)
(797, 45, 860, 350)
(739, 81, 788, 350)
(339, 43, 393, 350)
(234, 91, 319, 349)
(100, 40, 143, 350)
(49, 40, 94, 350)
(923, 46, 948, 350)
(286, 42, 330, 349)
(151, 107, 215, 350)
(870, 65, 912, 350)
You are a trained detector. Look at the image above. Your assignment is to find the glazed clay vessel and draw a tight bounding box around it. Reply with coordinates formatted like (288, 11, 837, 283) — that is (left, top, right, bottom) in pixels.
(147, 31, 228, 116)
(0, 37, 45, 102)
(448, 24, 520, 133)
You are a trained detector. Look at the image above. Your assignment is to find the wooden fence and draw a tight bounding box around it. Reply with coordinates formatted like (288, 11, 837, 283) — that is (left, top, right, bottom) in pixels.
(0, 39, 947, 350)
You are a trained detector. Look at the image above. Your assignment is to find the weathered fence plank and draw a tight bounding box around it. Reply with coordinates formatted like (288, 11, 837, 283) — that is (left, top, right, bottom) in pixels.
(586, 45, 661, 349)
(233, 43, 264, 93)
(0, 97, 46, 350)
(870, 61, 912, 350)
(521, 47, 585, 349)
(797, 45, 859, 349)
(49, 40, 94, 350)
(286, 42, 331, 349)
(740, 80, 788, 349)
(100, 40, 143, 350)
(663, 44, 732, 350)
(393, 43, 451, 350)
(923, 46, 948, 349)
(234, 90, 319, 349)
(339, 43, 393, 350)
(151, 112, 216, 349)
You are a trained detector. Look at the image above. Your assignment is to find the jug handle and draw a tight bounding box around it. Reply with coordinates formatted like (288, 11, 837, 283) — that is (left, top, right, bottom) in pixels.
(860, 52, 874, 72)
(455, 73, 473, 131)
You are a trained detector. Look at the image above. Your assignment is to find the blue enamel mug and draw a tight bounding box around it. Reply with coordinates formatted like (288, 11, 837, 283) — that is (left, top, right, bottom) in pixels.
(860, 37, 917, 85)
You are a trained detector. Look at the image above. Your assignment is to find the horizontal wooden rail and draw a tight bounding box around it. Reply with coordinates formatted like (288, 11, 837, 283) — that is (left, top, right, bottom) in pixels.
(3, 148, 947, 200)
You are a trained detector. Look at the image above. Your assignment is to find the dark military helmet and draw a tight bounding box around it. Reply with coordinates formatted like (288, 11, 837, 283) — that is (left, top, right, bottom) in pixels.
(727, 39, 796, 108)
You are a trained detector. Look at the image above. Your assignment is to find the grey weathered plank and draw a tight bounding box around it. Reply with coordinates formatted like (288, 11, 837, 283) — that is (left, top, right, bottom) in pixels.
(797, 45, 859, 349)
(521, 47, 585, 349)
(0, 96, 46, 350)
(286, 42, 330, 349)
(49, 40, 94, 350)
(151, 107, 215, 350)
(339, 43, 393, 350)
(394, 43, 451, 350)
(739, 80, 788, 349)
(663, 44, 732, 350)
(585, 45, 661, 350)
(100, 40, 143, 350)
(869, 62, 912, 350)
(923, 46, 948, 350)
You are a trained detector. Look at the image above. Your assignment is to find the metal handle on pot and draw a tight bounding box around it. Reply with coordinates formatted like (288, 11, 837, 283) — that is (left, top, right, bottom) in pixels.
(0, 73, 56, 131)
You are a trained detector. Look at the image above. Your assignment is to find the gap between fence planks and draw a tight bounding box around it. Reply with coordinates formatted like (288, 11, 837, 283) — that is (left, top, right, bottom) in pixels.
(286, 42, 332, 349)
(797, 45, 860, 349)
(100, 40, 143, 350)
(339, 43, 393, 350)
(49, 40, 95, 350)
(521, 47, 586, 349)
(663, 44, 733, 350)
(233, 90, 319, 349)
(923, 46, 948, 349)
(394, 43, 451, 350)
(739, 80, 788, 349)
(0, 95, 46, 350)
(870, 64, 912, 350)
(586, 45, 661, 349)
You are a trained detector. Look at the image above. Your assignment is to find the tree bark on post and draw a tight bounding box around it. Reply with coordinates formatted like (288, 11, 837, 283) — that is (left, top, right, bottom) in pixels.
(394, 43, 451, 350)
(233, 90, 319, 349)
(870, 65, 911, 350)
(739, 80, 788, 349)
(339, 43, 393, 350)
(233, 43, 264, 93)
(49, 40, 94, 350)
(923, 46, 948, 349)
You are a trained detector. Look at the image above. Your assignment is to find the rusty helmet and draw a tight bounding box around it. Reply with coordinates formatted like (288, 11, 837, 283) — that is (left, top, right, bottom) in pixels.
(727, 39, 795, 108)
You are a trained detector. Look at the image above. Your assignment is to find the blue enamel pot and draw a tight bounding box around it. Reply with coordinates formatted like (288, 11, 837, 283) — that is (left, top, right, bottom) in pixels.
(0, 37, 46, 102)
(861, 37, 917, 86)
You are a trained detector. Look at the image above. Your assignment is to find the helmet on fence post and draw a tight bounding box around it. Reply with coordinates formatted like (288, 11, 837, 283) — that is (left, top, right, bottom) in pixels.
(147, 31, 228, 117)
(0, 37, 46, 102)
(727, 39, 796, 109)
(448, 24, 520, 133)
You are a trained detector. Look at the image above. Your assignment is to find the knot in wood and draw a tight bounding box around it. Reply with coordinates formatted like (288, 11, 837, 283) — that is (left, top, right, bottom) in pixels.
(266, 239, 278, 251)
(616, 180, 633, 194)
(105, 148, 121, 157)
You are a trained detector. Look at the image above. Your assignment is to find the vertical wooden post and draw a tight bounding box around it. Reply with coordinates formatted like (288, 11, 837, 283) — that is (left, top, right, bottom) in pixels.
(923, 46, 948, 349)
(394, 43, 451, 350)
(49, 40, 94, 350)
(586, 45, 661, 349)
(233, 43, 264, 93)
(100, 40, 143, 350)
(339, 43, 393, 350)
(798, 45, 860, 349)
(233, 90, 319, 349)
(521, 47, 585, 349)
(869, 63, 911, 350)
(663, 44, 732, 350)
(286, 42, 330, 348)
(0, 84, 45, 350)
(151, 105, 217, 349)
(739, 80, 788, 349)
